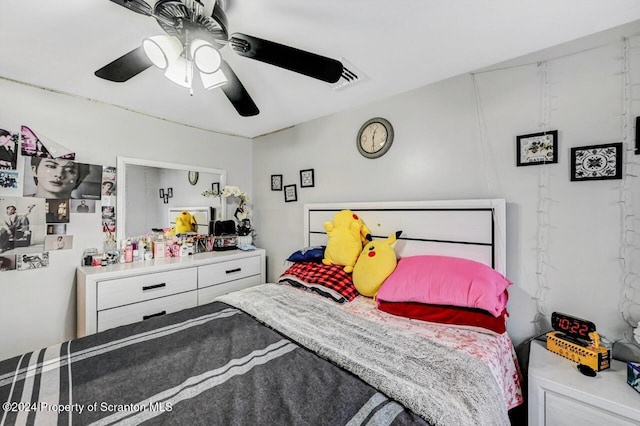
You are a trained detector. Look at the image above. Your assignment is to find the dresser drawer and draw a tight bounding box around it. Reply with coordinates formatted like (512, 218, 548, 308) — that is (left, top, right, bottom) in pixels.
(97, 291, 197, 332)
(97, 268, 197, 310)
(198, 256, 261, 287)
(198, 275, 262, 305)
(545, 391, 637, 426)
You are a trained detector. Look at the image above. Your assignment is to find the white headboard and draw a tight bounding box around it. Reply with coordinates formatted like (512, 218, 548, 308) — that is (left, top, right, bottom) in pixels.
(304, 199, 506, 275)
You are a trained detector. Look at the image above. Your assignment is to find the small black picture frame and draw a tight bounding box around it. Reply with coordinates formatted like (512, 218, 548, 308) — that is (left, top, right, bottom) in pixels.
(167, 187, 173, 198)
(284, 184, 297, 202)
(163, 194, 170, 204)
(635, 116, 639, 155)
(271, 175, 282, 191)
(516, 130, 558, 166)
(159, 188, 165, 198)
(271, 174, 283, 191)
(300, 169, 315, 188)
(211, 182, 220, 194)
(570, 142, 623, 181)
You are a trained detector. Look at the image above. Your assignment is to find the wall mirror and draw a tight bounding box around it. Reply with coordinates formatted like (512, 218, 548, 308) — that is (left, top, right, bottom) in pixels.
(116, 156, 227, 241)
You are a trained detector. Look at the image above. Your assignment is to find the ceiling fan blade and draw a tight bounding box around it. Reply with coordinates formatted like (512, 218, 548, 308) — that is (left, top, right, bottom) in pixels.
(108, 0, 153, 16)
(94, 46, 153, 82)
(219, 61, 259, 117)
(229, 33, 343, 83)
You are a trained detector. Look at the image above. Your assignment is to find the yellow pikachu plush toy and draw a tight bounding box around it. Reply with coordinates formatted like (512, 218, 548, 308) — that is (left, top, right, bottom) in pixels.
(322, 210, 372, 273)
(353, 231, 402, 297)
(166, 211, 197, 236)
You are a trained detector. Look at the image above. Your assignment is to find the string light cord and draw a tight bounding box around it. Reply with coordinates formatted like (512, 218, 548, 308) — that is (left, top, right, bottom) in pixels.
(471, 74, 508, 273)
(619, 37, 640, 331)
(531, 61, 557, 333)
(472, 69, 550, 333)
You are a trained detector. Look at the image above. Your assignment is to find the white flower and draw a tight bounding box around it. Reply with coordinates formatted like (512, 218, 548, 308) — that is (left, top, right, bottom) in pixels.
(221, 185, 238, 198)
(235, 207, 251, 220)
(203, 185, 252, 226)
(203, 185, 248, 202)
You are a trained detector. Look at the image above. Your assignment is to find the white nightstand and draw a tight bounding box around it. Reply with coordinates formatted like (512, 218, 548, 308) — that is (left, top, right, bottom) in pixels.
(528, 339, 640, 425)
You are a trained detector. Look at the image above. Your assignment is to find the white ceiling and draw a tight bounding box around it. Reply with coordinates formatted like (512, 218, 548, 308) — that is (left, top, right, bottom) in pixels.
(2, 0, 640, 138)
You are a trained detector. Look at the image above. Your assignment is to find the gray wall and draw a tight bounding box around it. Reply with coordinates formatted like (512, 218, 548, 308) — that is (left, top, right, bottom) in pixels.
(0, 79, 253, 361)
(252, 24, 640, 346)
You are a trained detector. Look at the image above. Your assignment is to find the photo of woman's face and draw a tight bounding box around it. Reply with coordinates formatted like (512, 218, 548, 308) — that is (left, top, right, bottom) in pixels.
(32, 159, 78, 198)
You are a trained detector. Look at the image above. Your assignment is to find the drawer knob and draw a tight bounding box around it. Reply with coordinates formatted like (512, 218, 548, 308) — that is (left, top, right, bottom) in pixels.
(142, 283, 166, 291)
(143, 311, 166, 320)
(226, 268, 241, 274)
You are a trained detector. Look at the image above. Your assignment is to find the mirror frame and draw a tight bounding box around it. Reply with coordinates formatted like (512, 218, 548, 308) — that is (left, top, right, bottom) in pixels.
(116, 156, 227, 242)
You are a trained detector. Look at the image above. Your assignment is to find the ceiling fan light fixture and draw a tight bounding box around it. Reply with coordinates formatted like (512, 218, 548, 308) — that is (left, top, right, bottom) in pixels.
(201, 69, 227, 90)
(190, 39, 221, 74)
(143, 35, 183, 70)
(164, 57, 194, 88)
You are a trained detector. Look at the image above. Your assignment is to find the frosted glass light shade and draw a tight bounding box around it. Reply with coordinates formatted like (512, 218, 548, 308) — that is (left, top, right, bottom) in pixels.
(200, 69, 228, 90)
(143, 35, 182, 70)
(190, 39, 221, 74)
(164, 57, 193, 88)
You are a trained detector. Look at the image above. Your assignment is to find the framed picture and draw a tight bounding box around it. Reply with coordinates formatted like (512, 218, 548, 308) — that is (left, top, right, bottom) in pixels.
(271, 174, 283, 191)
(636, 116, 639, 155)
(516, 130, 558, 166)
(167, 187, 173, 197)
(300, 169, 315, 188)
(284, 184, 297, 202)
(211, 182, 220, 194)
(571, 142, 623, 181)
(159, 188, 165, 198)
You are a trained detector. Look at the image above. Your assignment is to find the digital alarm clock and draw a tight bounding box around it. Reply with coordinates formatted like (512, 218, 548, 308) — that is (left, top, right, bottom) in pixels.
(546, 312, 610, 372)
(551, 312, 596, 340)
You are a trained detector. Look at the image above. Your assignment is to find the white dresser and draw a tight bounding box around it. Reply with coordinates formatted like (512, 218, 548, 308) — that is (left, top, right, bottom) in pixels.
(77, 249, 266, 337)
(528, 339, 640, 425)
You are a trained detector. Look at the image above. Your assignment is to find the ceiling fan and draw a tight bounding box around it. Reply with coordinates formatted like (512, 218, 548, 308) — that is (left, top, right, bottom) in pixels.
(95, 0, 345, 117)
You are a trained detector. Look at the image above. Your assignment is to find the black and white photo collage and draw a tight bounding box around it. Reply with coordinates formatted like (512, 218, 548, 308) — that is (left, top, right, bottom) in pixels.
(0, 125, 116, 271)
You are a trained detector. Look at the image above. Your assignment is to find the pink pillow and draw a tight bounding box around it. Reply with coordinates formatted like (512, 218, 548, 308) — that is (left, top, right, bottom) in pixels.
(376, 255, 511, 317)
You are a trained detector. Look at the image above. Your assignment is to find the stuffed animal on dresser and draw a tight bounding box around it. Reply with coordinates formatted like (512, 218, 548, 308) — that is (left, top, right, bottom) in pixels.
(353, 231, 402, 297)
(322, 210, 371, 273)
(166, 211, 197, 236)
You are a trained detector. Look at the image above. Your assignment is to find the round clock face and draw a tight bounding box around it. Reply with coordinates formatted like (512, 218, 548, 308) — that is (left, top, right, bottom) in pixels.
(357, 118, 394, 159)
(188, 171, 199, 185)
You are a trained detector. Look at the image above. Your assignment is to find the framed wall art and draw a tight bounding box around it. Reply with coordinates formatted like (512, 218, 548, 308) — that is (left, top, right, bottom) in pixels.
(211, 182, 220, 194)
(284, 184, 297, 202)
(516, 130, 558, 166)
(271, 174, 282, 191)
(636, 116, 639, 155)
(300, 169, 315, 188)
(570, 142, 622, 181)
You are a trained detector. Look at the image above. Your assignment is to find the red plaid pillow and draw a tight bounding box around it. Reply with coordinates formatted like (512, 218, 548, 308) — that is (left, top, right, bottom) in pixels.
(279, 262, 358, 303)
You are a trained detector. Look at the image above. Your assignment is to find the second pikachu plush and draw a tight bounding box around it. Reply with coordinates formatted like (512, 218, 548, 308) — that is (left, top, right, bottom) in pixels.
(353, 231, 402, 297)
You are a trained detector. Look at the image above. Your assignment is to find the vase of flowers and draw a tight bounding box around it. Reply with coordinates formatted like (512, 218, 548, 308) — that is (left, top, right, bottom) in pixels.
(202, 185, 254, 243)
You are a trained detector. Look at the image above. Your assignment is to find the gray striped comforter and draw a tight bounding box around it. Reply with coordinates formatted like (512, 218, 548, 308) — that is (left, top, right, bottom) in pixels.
(1, 295, 428, 425)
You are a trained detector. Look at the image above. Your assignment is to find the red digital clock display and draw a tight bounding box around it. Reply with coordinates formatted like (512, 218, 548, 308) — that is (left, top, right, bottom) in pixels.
(551, 312, 596, 339)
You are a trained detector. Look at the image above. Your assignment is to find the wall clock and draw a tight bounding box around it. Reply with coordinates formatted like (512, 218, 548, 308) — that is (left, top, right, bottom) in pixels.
(356, 117, 394, 159)
(188, 171, 199, 185)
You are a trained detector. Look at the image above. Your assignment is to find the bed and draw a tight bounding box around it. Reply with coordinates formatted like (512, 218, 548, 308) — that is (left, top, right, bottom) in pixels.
(1, 199, 523, 426)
